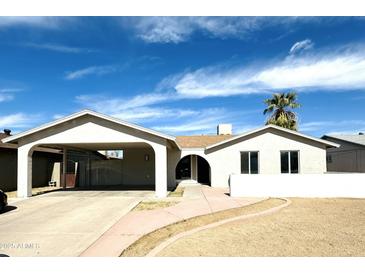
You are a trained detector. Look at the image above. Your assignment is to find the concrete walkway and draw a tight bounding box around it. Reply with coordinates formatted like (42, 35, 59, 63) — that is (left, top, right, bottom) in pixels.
(80, 184, 265, 257)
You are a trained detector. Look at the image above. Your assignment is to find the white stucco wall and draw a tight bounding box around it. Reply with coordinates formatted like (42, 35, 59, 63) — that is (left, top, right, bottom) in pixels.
(168, 128, 328, 189)
(230, 174, 365, 198)
(205, 129, 327, 187)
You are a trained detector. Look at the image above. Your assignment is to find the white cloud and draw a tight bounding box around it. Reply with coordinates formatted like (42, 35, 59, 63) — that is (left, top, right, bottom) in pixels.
(0, 113, 38, 129)
(76, 93, 193, 122)
(76, 92, 174, 111)
(0, 88, 23, 103)
(125, 17, 273, 43)
(152, 108, 229, 134)
(24, 43, 94, 53)
(123, 17, 328, 44)
(0, 17, 71, 29)
(0, 94, 14, 102)
(65, 65, 117, 80)
(289, 39, 314, 55)
(0, 88, 23, 93)
(76, 92, 261, 134)
(159, 46, 365, 98)
(52, 114, 65, 120)
(300, 120, 365, 135)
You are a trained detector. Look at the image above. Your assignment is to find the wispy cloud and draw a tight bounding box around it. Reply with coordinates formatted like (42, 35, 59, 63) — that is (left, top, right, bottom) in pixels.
(0, 88, 23, 103)
(0, 113, 39, 129)
(152, 108, 229, 134)
(0, 94, 14, 102)
(76, 93, 189, 123)
(122, 17, 329, 44)
(123, 17, 268, 43)
(301, 120, 365, 135)
(0, 17, 72, 29)
(65, 65, 117, 80)
(289, 39, 314, 55)
(24, 43, 95, 54)
(76, 92, 175, 111)
(157, 44, 365, 98)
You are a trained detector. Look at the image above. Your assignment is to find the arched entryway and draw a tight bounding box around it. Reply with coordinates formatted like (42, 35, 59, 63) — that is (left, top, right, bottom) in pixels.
(175, 155, 211, 185)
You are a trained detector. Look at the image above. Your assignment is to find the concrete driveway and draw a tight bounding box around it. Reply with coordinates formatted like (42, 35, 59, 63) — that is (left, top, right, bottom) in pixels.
(0, 190, 154, 256)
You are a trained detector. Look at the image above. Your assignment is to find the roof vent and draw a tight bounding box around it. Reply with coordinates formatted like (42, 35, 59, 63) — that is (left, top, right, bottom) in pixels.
(359, 132, 364, 135)
(3, 129, 11, 136)
(217, 124, 232, 135)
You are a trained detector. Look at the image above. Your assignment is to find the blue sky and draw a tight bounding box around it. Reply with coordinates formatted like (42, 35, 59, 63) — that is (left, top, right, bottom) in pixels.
(0, 16, 365, 136)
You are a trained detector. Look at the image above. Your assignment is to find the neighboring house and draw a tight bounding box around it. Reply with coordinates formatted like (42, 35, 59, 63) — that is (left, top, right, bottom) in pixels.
(1, 110, 338, 198)
(0, 130, 63, 192)
(322, 133, 365, 172)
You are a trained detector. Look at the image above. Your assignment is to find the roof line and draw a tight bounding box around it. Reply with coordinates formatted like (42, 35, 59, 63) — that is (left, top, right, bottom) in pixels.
(206, 124, 340, 150)
(2, 109, 177, 144)
(322, 135, 365, 148)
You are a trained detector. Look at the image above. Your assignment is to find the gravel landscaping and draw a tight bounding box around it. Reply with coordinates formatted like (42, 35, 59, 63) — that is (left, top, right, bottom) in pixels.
(157, 198, 365, 256)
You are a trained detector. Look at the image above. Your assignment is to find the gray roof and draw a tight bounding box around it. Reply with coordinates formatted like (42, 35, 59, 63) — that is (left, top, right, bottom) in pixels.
(324, 134, 365, 147)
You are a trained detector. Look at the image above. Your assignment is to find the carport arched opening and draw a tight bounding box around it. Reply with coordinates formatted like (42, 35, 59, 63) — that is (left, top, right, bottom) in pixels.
(175, 155, 211, 186)
(28, 142, 156, 192)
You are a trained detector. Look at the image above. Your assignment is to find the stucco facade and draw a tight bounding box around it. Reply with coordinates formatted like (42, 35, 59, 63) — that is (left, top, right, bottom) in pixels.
(1, 110, 338, 198)
(170, 127, 331, 188)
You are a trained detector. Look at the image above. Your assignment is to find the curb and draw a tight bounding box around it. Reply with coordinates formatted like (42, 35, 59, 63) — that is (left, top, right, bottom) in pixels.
(146, 198, 292, 257)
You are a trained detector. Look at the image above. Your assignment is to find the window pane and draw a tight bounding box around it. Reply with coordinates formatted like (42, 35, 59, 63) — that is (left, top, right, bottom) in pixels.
(250, 152, 259, 174)
(241, 152, 249, 174)
(290, 151, 299, 173)
(281, 151, 289, 173)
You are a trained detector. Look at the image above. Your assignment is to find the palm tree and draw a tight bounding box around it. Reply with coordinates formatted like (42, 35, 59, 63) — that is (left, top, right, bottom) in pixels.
(263, 92, 300, 131)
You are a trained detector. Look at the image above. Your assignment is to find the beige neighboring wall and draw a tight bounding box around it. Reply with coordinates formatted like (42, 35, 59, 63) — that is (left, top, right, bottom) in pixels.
(324, 137, 365, 172)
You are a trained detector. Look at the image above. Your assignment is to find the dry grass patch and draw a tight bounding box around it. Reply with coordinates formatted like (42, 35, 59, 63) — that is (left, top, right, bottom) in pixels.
(157, 198, 365, 257)
(6, 186, 61, 198)
(168, 187, 184, 197)
(132, 201, 179, 211)
(121, 198, 284, 256)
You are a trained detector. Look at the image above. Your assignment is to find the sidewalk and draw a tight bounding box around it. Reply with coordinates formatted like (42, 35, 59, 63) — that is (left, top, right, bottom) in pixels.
(80, 184, 265, 257)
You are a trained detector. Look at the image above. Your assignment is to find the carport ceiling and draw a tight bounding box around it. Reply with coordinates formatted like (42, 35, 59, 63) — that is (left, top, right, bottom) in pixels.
(39, 142, 152, 151)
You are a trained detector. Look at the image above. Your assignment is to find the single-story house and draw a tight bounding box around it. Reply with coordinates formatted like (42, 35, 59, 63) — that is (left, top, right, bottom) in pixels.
(1, 110, 339, 198)
(322, 133, 365, 172)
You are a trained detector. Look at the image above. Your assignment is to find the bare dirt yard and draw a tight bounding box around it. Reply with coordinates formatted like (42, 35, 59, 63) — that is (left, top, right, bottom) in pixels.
(122, 198, 284, 256)
(157, 198, 365, 256)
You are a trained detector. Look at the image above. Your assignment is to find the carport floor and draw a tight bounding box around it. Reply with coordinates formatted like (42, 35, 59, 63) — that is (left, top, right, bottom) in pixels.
(0, 190, 153, 256)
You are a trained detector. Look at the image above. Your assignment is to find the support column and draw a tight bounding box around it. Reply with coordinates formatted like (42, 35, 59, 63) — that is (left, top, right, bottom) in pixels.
(154, 144, 167, 198)
(17, 145, 33, 198)
(191, 155, 198, 181)
(62, 148, 68, 189)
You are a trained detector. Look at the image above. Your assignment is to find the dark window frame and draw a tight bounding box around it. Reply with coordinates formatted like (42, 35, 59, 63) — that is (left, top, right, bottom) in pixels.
(240, 151, 260, 174)
(280, 150, 300, 174)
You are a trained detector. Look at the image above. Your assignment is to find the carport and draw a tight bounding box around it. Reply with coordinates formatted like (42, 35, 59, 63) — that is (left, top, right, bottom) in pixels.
(2, 110, 179, 198)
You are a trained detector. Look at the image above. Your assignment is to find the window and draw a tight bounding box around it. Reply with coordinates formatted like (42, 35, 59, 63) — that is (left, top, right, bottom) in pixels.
(104, 150, 124, 159)
(280, 151, 299, 174)
(241, 151, 259, 174)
